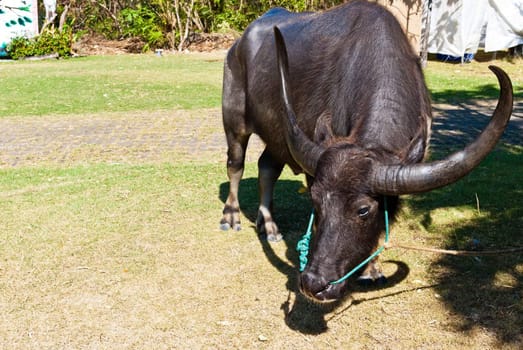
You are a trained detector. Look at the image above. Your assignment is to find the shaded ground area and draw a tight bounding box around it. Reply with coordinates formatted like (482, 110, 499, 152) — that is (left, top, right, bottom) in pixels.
(431, 100, 522, 152)
(0, 101, 521, 168)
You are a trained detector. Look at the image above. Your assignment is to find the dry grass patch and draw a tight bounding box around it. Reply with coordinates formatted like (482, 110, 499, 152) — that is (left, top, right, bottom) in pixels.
(0, 160, 521, 349)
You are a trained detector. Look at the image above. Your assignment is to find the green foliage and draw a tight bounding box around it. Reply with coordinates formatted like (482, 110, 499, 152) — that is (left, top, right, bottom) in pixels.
(61, 0, 346, 51)
(6, 27, 73, 59)
(119, 6, 167, 51)
(198, 0, 315, 33)
(210, 0, 343, 31)
(5, 37, 32, 59)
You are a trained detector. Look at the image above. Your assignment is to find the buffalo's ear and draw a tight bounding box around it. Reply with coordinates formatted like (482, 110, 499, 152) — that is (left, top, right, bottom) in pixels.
(314, 111, 335, 145)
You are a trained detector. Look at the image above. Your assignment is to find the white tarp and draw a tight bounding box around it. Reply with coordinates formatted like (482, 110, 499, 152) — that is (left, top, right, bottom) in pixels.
(0, 0, 39, 57)
(485, 0, 523, 51)
(428, 0, 523, 56)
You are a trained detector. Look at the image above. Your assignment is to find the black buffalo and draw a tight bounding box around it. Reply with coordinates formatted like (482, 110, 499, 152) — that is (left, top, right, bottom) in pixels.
(219, 0, 513, 302)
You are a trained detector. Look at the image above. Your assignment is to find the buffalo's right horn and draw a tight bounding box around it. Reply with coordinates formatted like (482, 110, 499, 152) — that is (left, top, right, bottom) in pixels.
(371, 65, 513, 195)
(274, 26, 325, 176)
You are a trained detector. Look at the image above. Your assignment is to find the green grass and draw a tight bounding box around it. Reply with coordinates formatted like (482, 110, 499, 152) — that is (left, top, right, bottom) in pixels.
(1, 55, 521, 118)
(0, 163, 222, 250)
(0, 54, 223, 117)
(425, 60, 523, 103)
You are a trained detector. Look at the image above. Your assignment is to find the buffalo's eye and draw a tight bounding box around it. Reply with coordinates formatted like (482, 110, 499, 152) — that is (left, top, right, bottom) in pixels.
(357, 206, 370, 218)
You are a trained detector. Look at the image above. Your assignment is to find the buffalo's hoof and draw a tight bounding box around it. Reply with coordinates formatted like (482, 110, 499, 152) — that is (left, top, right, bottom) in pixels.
(256, 217, 281, 242)
(267, 232, 283, 242)
(258, 232, 283, 243)
(220, 221, 241, 231)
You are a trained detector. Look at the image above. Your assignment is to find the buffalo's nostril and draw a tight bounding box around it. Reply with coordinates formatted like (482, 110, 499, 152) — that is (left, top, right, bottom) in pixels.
(299, 271, 329, 298)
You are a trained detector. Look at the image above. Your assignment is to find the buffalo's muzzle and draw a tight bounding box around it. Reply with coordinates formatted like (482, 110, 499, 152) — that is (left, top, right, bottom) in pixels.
(299, 270, 345, 303)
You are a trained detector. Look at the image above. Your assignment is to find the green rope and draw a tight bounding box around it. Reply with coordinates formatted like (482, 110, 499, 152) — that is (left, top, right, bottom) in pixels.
(296, 211, 315, 272)
(296, 197, 390, 283)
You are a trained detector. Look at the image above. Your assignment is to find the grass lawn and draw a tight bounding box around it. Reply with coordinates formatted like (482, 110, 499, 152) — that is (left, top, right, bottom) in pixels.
(0, 52, 521, 349)
(425, 59, 522, 102)
(1, 53, 521, 118)
(0, 53, 224, 117)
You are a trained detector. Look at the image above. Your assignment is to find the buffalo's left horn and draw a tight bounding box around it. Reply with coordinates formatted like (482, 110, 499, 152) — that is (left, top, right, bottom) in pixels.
(274, 26, 325, 176)
(371, 65, 513, 195)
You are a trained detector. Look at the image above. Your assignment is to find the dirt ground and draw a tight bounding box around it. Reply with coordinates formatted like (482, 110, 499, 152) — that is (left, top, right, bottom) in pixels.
(73, 33, 237, 56)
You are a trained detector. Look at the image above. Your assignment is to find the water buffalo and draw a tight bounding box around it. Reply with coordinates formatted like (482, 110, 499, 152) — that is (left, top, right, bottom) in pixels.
(219, 0, 513, 302)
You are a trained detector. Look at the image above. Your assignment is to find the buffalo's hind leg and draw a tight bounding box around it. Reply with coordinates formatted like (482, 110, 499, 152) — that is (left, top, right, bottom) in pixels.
(256, 149, 284, 242)
(220, 132, 250, 232)
(220, 48, 250, 232)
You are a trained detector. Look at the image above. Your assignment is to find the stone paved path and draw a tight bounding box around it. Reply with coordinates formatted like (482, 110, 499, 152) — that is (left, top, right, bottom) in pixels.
(0, 101, 521, 168)
(0, 109, 265, 167)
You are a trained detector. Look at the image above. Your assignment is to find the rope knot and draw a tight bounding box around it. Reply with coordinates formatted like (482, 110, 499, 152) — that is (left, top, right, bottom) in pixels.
(296, 212, 314, 272)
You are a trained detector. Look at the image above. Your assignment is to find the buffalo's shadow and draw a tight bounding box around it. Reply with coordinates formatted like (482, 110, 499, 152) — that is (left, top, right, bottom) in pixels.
(408, 98, 523, 345)
(218, 177, 330, 333)
(218, 176, 409, 334)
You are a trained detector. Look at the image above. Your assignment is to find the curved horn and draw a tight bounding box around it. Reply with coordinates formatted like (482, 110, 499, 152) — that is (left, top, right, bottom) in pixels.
(274, 26, 324, 176)
(371, 65, 513, 195)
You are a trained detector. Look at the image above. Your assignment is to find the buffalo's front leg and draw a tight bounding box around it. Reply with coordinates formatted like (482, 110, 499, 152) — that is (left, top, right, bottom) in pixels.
(357, 256, 387, 286)
(256, 149, 284, 242)
(220, 133, 250, 231)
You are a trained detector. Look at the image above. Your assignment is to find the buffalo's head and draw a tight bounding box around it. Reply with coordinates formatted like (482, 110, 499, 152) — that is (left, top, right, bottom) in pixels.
(274, 27, 513, 302)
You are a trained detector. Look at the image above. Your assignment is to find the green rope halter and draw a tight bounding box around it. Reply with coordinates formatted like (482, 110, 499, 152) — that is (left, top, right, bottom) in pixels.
(296, 197, 390, 285)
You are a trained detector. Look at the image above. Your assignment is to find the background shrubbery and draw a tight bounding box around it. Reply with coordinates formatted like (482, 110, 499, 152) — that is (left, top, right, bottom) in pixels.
(77, 0, 344, 50)
(7, 26, 73, 59)
(8, 0, 345, 58)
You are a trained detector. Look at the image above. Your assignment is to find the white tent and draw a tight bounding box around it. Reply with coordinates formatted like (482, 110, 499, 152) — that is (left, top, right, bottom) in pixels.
(427, 0, 523, 58)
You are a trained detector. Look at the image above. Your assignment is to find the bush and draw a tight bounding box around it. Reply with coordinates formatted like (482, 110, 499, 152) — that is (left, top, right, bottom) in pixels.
(7, 27, 73, 59)
(5, 37, 33, 59)
(47, 0, 347, 52)
(119, 6, 167, 52)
